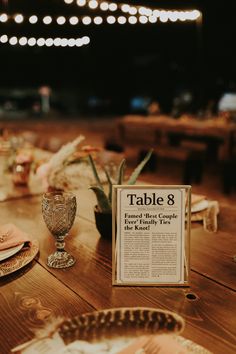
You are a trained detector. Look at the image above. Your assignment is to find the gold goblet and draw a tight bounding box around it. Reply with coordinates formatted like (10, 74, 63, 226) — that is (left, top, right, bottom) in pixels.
(42, 191, 77, 268)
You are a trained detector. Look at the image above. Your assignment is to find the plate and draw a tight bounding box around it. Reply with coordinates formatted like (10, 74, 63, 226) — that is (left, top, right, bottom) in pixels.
(13, 308, 211, 354)
(0, 239, 39, 277)
(191, 199, 209, 213)
(0, 243, 24, 262)
(59, 307, 184, 344)
(57, 308, 209, 353)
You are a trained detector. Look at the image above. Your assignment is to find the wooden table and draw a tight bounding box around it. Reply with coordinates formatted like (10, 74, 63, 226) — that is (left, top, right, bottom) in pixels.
(118, 115, 236, 162)
(0, 188, 236, 354)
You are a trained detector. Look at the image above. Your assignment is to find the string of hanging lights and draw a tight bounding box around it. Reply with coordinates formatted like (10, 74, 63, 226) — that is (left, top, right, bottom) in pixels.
(0, 9, 201, 27)
(64, 0, 202, 22)
(0, 34, 90, 47)
(0, 1, 201, 48)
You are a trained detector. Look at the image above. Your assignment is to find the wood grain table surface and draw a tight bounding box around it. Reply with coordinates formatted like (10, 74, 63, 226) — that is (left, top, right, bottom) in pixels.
(0, 189, 235, 354)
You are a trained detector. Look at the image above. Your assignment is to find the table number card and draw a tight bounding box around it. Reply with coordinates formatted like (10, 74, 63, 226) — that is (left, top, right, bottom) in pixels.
(112, 185, 191, 286)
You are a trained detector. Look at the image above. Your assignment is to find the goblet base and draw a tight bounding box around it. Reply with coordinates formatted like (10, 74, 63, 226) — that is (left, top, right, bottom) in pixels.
(47, 251, 76, 269)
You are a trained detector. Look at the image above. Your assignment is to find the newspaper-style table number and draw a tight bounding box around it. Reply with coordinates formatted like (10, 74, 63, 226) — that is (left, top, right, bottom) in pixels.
(112, 185, 191, 286)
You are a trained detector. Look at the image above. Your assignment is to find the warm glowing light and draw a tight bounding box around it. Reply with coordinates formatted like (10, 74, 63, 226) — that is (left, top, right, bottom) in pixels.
(37, 38, 45, 46)
(152, 10, 160, 18)
(0, 14, 8, 22)
(109, 3, 117, 11)
(77, 0, 86, 6)
(138, 7, 146, 16)
(145, 9, 152, 17)
(45, 38, 53, 47)
(29, 15, 38, 24)
(88, 0, 98, 9)
(118, 16, 126, 24)
(0, 35, 8, 43)
(57, 16, 66, 25)
(9, 36, 17, 45)
(94, 16, 103, 25)
(121, 4, 130, 13)
(100, 2, 109, 11)
(60, 38, 68, 47)
(0, 35, 89, 48)
(54, 38, 61, 46)
(82, 16, 92, 25)
(139, 16, 148, 24)
(139, 7, 152, 16)
(14, 14, 24, 23)
(82, 36, 90, 45)
(68, 38, 76, 47)
(191, 10, 201, 20)
(128, 16, 137, 24)
(129, 7, 137, 15)
(43, 16, 52, 24)
(19, 37, 27, 46)
(107, 15, 116, 24)
(178, 11, 187, 21)
(149, 16, 157, 23)
(76, 38, 83, 47)
(159, 11, 168, 23)
(28, 37, 36, 46)
(169, 11, 178, 22)
(64, 0, 73, 3)
(69, 16, 79, 25)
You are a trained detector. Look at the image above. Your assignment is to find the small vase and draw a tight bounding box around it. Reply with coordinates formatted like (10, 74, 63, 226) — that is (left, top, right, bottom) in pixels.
(94, 205, 112, 239)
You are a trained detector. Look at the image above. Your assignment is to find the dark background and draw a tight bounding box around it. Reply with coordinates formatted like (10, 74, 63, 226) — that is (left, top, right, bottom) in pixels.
(0, 0, 236, 114)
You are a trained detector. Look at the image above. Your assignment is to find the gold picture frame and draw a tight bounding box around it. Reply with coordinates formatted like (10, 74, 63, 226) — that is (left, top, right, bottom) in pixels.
(112, 185, 191, 286)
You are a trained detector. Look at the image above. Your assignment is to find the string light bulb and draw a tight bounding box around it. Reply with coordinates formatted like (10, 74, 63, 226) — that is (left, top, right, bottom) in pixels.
(14, 14, 24, 23)
(94, 16, 103, 25)
(37, 38, 45, 46)
(9, 36, 17, 45)
(139, 16, 148, 24)
(149, 16, 157, 23)
(121, 4, 130, 13)
(0, 34, 8, 43)
(100, 2, 109, 11)
(76, 38, 83, 47)
(28, 37, 36, 46)
(69, 16, 79, 25)
(159, 11, 168, 23)
(118, 16, 126, 24)
(129, 7, 137, 15)
(54, 38, 61, 46)
(88, 0, 98, 9)
(29, 15, 38, 24)
(169, 12, 178, 22)
(19, 37, 27, 46)
(107, 16, 116, 24)
(77, 0, 86, 6)
(82, 16, 92, 25)
(128, 16, 137, 24)
(109, 3, 117, 11)
(43, 16, 52, 25)
(82, 36, 90, 45)
(68, 38, 76, 47)
(45, 38, 54, 47)
(0, 14, 8, 22)
(57, 16, 66, 25)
